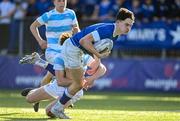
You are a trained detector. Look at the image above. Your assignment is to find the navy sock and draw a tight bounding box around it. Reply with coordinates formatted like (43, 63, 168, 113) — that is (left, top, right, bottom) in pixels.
(45, 64, 55, 76)
(59, 89, 73, 105)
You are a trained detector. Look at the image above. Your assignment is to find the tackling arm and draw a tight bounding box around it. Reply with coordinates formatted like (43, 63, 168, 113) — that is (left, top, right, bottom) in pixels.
(55, 70, 72, 87)
(83, 63, 106, 89)
(72, 24, 80, 34)
(87, 63, 106, 81)
(83, 57, 107, 90)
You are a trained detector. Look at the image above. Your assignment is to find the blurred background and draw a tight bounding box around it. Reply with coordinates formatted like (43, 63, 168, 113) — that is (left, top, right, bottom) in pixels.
(0, 0, 180, 92)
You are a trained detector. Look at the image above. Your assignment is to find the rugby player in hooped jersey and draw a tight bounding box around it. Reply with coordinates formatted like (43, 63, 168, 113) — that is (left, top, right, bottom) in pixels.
(50, 8, 135, 119)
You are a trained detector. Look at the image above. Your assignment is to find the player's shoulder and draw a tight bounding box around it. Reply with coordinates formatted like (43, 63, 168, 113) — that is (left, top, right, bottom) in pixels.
(100, 23, 114, 28)
(65, 8, 75, 12)
(47, 9, 56, 15)
(94, 23, 115, 32)
(65, 8, 76, 14)
(93, 23, 114, 28)
(41, 9, 56, 17)
(92, 23, 115, 39)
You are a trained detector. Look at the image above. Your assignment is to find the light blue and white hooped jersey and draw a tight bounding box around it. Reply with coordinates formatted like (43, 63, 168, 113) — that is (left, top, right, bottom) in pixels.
(37, 8, 78, 53)
(53, 53, 64, 71)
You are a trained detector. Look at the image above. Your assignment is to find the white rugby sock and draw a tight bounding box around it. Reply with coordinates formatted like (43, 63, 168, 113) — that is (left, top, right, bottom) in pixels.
(35, 59, 49, 68)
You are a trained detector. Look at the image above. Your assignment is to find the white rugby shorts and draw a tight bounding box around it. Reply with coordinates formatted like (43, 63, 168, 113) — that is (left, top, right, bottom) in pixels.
(62, 38, 84, 69)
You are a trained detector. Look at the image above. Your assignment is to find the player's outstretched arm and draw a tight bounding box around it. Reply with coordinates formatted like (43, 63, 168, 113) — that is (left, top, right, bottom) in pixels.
(55, 70, 72, 87)
(83, 63, 106, 90)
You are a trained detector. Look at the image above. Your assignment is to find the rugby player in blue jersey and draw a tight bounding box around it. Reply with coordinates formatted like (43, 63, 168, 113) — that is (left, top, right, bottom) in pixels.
(20, 52, 106, 118)
(29, 0, 80, 111)
(19, 33, 107, 118)
(50, 8, 135, 119)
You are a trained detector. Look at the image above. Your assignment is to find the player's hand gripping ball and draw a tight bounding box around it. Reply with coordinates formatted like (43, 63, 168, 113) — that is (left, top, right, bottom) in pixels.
(94, 38, 113, 53)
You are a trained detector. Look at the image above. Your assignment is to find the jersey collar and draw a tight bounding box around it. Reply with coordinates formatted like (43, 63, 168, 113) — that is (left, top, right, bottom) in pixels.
(113, 23, 117, 37)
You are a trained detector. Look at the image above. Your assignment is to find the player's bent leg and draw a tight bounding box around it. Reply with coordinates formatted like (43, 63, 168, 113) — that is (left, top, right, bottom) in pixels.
(46, 91, 83, 115)
(19, 52, 41, 64)
(64, 89, 84, 108)
(50, 68, 83, 117)
(45, 100, 56, 118)
(33, 102, 39, 112)
(26, 87, 53, 103)
(71, 89, 83, 104)
(40, 72, 53, 86)
(34, 71, 53, 112)
(68, 68, 84, 95)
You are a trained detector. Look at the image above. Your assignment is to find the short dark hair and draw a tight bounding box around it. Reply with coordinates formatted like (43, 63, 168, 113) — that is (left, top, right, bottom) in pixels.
(116, 8, 135, 21)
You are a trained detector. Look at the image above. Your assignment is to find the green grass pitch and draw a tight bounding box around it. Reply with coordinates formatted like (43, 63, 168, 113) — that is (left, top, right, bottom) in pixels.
(0, 90, 180, 121)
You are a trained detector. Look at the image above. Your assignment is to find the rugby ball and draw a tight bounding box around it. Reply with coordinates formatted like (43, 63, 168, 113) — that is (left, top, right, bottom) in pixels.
(94, 39, 113, 53)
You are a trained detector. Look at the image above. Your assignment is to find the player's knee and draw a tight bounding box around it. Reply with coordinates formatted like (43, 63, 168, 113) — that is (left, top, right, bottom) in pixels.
(76, 83, 83, 90)
(26, 94, 34, 103)
(73, 80, 83, 88)
(71, 83, 82, 92)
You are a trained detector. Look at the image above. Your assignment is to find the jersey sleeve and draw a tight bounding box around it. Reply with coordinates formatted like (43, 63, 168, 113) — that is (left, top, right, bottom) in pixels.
(71, 10, 78, 25)
(36, 12, 49, 25)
